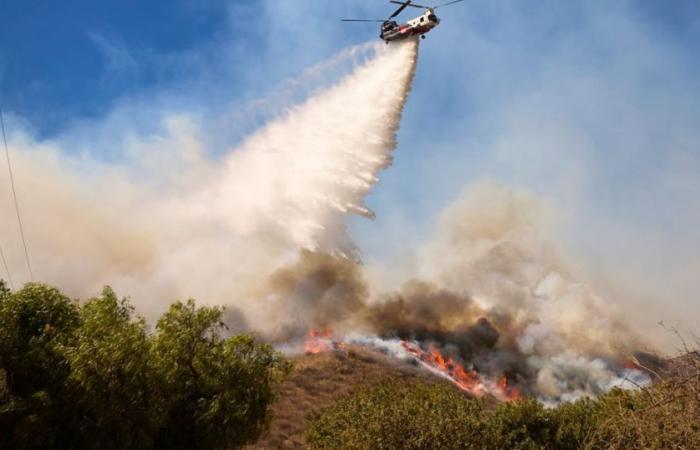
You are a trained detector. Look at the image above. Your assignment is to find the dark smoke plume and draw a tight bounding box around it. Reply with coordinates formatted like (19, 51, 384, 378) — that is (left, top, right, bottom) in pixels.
(261, 234, 649, 403)
(263, 251, 368, 341)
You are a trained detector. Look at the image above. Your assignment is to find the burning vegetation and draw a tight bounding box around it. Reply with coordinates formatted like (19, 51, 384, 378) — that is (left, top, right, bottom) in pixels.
(252, 340, 700, 450)
(304, 329, 342, 354)
(268, 248, 649, 406)
(302, 328, 521, 401)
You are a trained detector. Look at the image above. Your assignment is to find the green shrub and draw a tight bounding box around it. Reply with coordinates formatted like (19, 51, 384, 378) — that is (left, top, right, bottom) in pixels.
(153, 299, 291, 450)
(305, 379, 485, 450)
(0, 284, 290, 450)
(0, 283, 80, 449)
(63, 287, 163, 449)
(484, 398, 554, 450)
(309, 377, 700, 450)
(548, 396, 603, 450)
(583, 383, 700, 450)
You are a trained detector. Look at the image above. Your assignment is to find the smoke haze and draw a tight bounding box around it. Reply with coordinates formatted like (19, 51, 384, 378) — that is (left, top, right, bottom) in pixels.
(262, 183, 648, 403)
(0, 39, 418, 321)
(0, 36, 658, 402)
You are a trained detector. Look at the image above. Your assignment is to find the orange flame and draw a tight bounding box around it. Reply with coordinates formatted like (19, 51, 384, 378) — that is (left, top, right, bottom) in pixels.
(400, 340, 520, 401)
(302, 332, 522, 401)
(304, 328, 335, 354)
(401, 341, 489, 397)
(496, 375, 522, 401)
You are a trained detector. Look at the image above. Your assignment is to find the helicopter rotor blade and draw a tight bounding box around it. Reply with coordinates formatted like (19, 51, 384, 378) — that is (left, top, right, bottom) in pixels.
(388, 1, 414, 18)
(389, 0, 429, 9)
(433, 0, 465, 9)
(341, 19, 386, 22)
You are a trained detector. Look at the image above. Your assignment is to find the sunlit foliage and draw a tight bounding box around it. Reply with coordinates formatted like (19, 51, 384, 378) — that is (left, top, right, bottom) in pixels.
(307, 370, 700, 450)
(0, 283, 289, 450)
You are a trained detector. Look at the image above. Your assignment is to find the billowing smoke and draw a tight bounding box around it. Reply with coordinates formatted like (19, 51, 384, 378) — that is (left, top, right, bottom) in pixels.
(263, 251, 367, 341)
(1, 37, 650, 403)
(267, 183, 651, 403)
(0, 39, 418, 321)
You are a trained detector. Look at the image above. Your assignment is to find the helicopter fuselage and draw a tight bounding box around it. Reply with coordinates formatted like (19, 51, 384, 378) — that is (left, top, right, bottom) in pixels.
(380, 9, 441, 42)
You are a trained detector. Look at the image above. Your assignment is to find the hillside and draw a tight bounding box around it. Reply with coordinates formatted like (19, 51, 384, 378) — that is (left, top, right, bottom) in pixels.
(248, 346, 469, 449)
(250, 346, 700, 450)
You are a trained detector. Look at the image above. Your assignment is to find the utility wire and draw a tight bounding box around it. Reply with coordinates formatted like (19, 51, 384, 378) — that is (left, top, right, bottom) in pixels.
(0, 244, 14, 290)
(0, 105, 34, 281)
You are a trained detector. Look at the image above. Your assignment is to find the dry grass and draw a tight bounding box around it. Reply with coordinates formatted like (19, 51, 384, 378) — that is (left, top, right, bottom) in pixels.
(247, 344, 700, 450)
(246, 346, 457, 449)
(583, 350, 700, 450)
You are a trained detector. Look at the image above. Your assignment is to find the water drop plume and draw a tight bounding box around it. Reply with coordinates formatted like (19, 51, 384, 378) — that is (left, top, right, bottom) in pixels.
(0, 39, 420, 320)
(192, 38, 419, 258)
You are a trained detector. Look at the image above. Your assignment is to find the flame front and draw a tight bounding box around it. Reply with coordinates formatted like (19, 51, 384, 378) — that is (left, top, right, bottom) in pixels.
(302, 330, 522, 401)
(496, 375, 522, 401)
(399, 341, 522, 400)
(401, 341, 488, 396)
(304, 329, 337, 354)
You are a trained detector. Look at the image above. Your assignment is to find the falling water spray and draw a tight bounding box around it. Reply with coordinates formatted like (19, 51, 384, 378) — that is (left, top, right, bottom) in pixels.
(0, 39, 420, 318)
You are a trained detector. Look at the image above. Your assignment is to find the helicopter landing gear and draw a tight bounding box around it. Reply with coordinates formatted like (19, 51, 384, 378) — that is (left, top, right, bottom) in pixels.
(421, 34, 426, 39)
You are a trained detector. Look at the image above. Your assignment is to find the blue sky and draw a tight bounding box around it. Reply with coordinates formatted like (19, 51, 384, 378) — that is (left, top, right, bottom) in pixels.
(1, 0, 226, 134)
(1, 1, 700, 341)
(5, 1, 696, 137)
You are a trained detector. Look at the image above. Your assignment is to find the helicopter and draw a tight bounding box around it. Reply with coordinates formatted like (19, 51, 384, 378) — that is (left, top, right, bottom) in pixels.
(342, 0, 465, 43)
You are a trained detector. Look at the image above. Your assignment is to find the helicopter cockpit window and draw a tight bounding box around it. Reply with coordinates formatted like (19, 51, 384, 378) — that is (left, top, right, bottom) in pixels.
(428, 14, 437, 22)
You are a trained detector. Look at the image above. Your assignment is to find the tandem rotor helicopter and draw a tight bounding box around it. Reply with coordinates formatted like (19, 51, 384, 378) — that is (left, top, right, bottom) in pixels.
(342, 0, 465, 43)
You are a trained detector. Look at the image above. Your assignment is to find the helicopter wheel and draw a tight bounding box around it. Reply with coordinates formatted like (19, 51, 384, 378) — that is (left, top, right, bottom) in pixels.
(421, 35, 426, 39)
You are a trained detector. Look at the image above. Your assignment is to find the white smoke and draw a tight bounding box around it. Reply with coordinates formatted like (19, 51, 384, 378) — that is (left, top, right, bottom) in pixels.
(0, 36, 653, 404)
(0, 39, 419, 322)
(407, 182, 650, 403)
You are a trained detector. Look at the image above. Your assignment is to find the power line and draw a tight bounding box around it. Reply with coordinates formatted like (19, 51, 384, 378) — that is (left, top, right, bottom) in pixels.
(0, 244, 14, 290)
(0, 105, 34, 281)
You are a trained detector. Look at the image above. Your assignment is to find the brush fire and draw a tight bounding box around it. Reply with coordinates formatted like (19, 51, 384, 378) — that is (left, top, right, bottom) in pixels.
(301, 324, 646, 403)
(272, 246, 652, 406)
(304, 328, 533, 401)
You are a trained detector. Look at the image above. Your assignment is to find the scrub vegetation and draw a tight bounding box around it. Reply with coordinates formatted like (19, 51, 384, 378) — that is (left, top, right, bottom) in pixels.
(305, 363, 700, 450)
(0, 281, 290, 450)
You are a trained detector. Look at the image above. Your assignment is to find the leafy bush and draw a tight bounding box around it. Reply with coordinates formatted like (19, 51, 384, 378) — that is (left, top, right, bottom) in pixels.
(153, 299, 291, 450)
(0, 283, 80, 449)
(583, 381, 700, 450)
(0, 283, 290, 450)
(307, 367, 700, 450)
(64, 287, 162, 450)
(305, 379, 486, 450)
(549, 396, 604, 450)
(483, 398, 554, 450)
